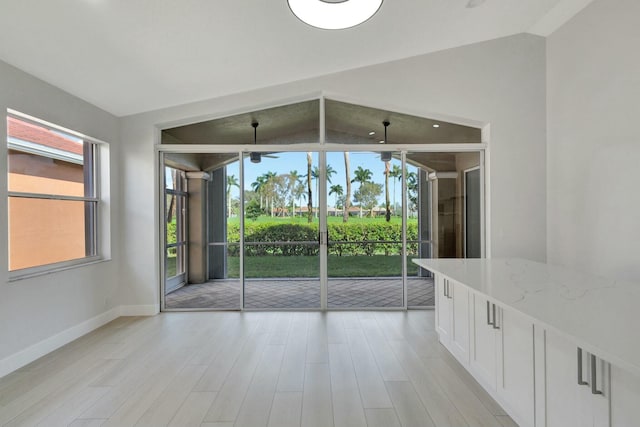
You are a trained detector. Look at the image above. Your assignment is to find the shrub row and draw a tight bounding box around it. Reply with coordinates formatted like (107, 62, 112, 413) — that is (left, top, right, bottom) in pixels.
(227, 222, 418, 257)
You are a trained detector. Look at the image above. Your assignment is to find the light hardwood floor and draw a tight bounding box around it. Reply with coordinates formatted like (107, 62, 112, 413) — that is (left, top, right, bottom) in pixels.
(0, 311, 517, 426)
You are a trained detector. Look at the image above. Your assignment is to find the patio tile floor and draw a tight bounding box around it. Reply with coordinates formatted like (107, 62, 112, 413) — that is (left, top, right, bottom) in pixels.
(165, 277, 434, 309)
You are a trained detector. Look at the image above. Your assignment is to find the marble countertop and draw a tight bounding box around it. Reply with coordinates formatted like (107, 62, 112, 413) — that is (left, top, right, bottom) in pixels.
(413, 258, 640, 376)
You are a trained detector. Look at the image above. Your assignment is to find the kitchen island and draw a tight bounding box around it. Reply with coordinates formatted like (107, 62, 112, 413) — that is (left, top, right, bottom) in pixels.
(413, 258, 640, 427)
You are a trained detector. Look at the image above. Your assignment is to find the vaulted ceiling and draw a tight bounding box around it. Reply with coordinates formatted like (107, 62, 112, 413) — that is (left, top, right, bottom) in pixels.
(0, 0, 594, 116)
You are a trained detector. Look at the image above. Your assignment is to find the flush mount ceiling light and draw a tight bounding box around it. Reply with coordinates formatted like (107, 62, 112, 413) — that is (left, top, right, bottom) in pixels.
(288, 0, 383, 30)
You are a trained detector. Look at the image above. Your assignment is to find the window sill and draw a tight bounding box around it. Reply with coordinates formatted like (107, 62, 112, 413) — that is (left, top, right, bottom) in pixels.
(8, 257, 111, 283)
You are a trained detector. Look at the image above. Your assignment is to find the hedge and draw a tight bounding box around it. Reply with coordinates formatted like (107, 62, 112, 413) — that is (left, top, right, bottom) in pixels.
(227, 221, 418, 257)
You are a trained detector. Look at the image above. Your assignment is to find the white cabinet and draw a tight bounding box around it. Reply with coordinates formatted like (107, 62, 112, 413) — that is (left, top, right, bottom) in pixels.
(470, 293, 498, 390)
(496, 307, 535, 427)
(610, 365, 640, 426)
(435, 275, 470, 365)
(470, 294, 535, 427)
(435, 274, 451, 344)
(544, 329, 610, 427)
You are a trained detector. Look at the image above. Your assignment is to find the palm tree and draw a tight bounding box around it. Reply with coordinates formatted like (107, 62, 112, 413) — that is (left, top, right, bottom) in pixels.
(406, 170, 418, 216)
(311, 164, 336, 216)
(263, 171, 277, 217)
(351, 166, 373, 217)
(226, 174, 239, 218)
(352, 166, 373, 185)
(384, 161, 391, 221)
(389, 164, 402, 216)
(251, 175, 267, 209)
(288, 170, 301, 217)
(329, 184, 344, 216)
(306, 152, 313, 223)
(343, 152, 351, 223)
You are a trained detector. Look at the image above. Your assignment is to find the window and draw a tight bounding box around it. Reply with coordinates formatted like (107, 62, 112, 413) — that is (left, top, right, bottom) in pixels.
(7, 114, 101, 274)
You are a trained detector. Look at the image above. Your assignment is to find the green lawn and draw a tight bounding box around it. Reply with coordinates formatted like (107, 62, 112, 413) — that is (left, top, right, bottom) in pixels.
(227, 255, 419, 278)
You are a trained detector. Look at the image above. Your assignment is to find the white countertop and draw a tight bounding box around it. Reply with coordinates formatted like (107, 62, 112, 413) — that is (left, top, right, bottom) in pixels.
(413, 258, 640, 376)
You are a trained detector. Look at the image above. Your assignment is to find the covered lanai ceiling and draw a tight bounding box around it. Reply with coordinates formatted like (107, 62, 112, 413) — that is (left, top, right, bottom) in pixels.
(0, 0, 594, 116)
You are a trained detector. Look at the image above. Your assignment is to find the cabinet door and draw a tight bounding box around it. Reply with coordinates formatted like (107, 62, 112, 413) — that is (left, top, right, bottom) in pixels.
(610, 365, 640, 426)
(435, 275, 451, 345)
(449, 280, 470, 365)
(544, 330, 586, 427)
(470, 293, 497, 390)
(496, 308, 535, 427)
(589, 356, 610, 427)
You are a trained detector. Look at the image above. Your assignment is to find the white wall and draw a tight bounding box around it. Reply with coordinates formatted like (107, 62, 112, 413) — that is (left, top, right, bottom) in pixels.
(119, 33, 547, 306)
(547, 0, 640, 281)
(0, 60, 121, 376)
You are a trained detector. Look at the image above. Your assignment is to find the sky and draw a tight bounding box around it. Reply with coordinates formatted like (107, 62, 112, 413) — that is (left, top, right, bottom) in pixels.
(226, 151, 408, 207)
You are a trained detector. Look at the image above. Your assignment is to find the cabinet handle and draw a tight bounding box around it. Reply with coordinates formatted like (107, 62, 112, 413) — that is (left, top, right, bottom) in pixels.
(577, 348, 589, 386)
(492, 304, 500, 329)
(443, 279, 448, 298)
(447, 282, 453, 299)
(486, 301, 493, 326)
(590, 354, 603, 395)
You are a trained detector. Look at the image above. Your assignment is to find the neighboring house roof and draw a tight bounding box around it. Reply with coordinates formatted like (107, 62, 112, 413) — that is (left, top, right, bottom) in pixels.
(8, 116, 83, 156)
(7, 116, 84, 164)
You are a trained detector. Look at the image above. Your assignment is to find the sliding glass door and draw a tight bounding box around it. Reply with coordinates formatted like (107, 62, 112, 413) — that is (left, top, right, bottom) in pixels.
(325, 151, 404, 308)
(242, 152, 321, 309)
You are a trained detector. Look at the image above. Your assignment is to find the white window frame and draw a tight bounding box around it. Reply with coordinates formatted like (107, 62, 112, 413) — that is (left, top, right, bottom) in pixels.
(7, 110, 109, 280)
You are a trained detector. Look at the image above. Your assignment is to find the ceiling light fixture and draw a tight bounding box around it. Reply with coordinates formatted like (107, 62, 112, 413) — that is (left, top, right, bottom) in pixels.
(288, 0, 383, 30)
(369, 131, 376, 136)
(433, 124, 440, 128)
(250, 121, 261, 163)
(381, 120, 392, 162)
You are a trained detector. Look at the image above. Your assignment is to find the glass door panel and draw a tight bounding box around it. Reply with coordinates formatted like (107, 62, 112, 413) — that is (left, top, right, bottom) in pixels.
(404, 160, 432, 307)
(198, 160, 242, 309)
(326, 151, 403, 308)
(164, 166, 187, 297)
(243, 152, 321, 309)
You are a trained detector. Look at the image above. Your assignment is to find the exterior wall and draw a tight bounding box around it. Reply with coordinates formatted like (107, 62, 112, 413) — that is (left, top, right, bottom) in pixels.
(8, 148, 86, 270)
(8, 193, 86, 271)
(119, 33, 547, 306)
(0, 59, 120, 376)
(546, 0, 640, 281)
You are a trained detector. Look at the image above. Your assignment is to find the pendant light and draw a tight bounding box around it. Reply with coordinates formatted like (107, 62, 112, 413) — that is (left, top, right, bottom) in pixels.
(381, 120, 392, 162)
(288, 0, 383, 30)
(250, 121, 261, 164)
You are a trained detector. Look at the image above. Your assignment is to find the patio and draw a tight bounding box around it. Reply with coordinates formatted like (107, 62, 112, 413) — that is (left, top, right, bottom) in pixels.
(165, 277, 434, 309)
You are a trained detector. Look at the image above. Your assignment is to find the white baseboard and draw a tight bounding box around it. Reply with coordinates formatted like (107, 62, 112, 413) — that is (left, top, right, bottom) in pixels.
(0, 307, 119, 378)
(119, 304, 160, 316)
(0, 304, 159, 379)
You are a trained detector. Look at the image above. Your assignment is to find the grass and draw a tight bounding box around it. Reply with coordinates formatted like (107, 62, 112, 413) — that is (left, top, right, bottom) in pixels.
(169, 253, 420, 279)
(227, 255, 419, 278)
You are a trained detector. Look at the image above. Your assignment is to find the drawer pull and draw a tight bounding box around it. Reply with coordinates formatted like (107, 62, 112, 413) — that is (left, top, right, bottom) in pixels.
(577, 348, 588, 386)
(591, 354, 603, 395)
(492, 304, 500, 330)
(486, 301, 493, 326)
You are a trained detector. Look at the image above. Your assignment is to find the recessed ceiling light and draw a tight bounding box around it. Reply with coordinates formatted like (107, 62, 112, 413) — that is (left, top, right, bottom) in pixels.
(433, 124, 440, 128)
(288, 0, 384, 30)
(379, 140, 385, 144)
(369, 131, 376, 136)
